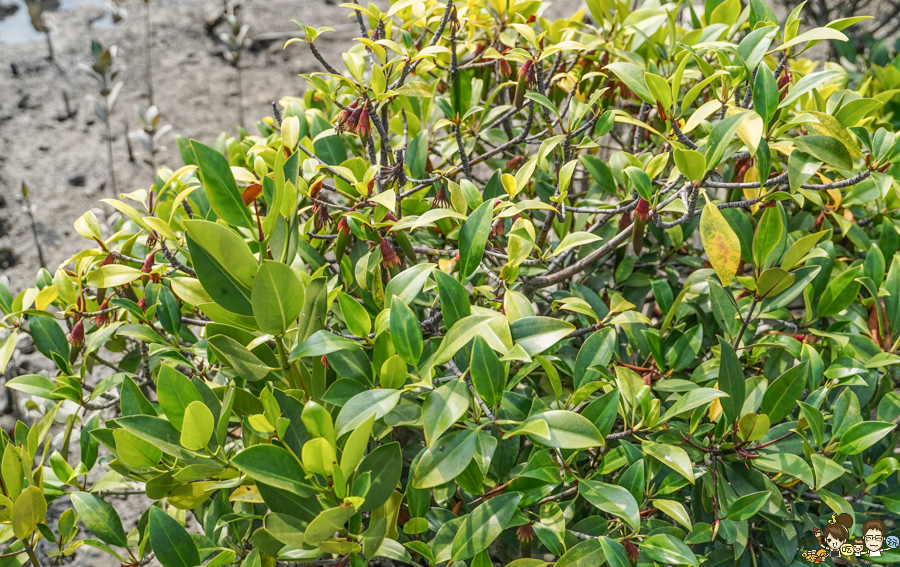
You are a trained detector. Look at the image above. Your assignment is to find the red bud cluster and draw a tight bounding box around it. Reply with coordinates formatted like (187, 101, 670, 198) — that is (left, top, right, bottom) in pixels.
(519, 58, 536, 88)
(380, 238, 402, 270)
(337, 98, 370, 137)
(634, 198, 650, 222)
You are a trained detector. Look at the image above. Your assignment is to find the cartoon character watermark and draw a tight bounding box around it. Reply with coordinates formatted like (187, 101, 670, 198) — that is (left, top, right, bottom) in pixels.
(864, 519, 886, 557)
(801, 514, 898, 564)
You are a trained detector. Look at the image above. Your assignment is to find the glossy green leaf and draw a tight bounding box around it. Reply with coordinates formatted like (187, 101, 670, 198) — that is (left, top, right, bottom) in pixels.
(149, 507, 201, 567)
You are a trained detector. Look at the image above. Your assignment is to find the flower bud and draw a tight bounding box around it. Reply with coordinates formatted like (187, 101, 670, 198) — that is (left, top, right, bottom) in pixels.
(380, 238, 401, 270)
(68, 319, 85, 348)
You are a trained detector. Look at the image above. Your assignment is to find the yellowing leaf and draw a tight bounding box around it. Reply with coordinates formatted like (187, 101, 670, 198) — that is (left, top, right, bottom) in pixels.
(699, 202, 741, 285)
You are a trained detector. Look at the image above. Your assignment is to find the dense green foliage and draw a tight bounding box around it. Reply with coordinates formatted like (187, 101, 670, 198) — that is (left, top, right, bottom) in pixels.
(2, 0, 900, 566)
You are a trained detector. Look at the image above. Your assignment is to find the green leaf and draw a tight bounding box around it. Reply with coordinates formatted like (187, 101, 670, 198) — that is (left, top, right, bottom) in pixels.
(640, 534, 699, 566)
(149, 507, 201, 567)
(337, 292, 371, 338)
(209, 335, 277, 382)
(652, 499, 692, 529)
(599, 536, 631, 567)
(753, 453, 815, 487)
(12, 486, 46, 541)
(811, 453, 846, 489)
(737, 25, 778, 74)
(520, 410, 604, 449)
(798, 400, 825, 447)
(433, 315, 494, 365)
(390, 298, 423, 365)
(84, 265, 144, 288)
(157, 364, 202, 431)
(753, 205, 784, 269)
(660, 387, 729, 424)
(434, 269, 470, 329)
(413, 428, 478, 488)
(550, 232, 603, 258)
(180, 401, 214, 451)
(470, 335, 504, 408)
(673, 148, 707, 182)
(184, 219, 257, 317)
(296, 276, 327, 346)
(509, 317, 575, 356)
(231, 444, 314, 496)
(357, 442, 402, 512)
(700, 202, 742, 285)
(458, 202, 494, 279)
(753, 65, 779, 124)
(624, 166, 652, 201)
(252, 260, 304, 335)
(716, 338, 745, 422)
(70, 492, 128, 548)
(726, 491, 770, 521)
(156, 286, 182, 336)
(705, 112, 749, 168)
(450, 492, 522, 561)
(642, 440, 694, 484)
(793, 135, 853, 170)
(291, 329, 359, 359)
(114, 428, 163, 468)
(334, 389, 401, 438)
(605, 62, 654, 105)
(422, 378, 470, 446)
(818, 266, 862, 318)
(778, 70, 843, 109)
(781, 229, 829, 271)
(837, 421, 896, 455)
(787, 150, 822, 193)
(556, 538, 603, 567)
(5, 374, 63, 401)
(579, 480, 641, 531)
(191, 140, 253, 228)
(115, 415, 201, 463)
(384, 263, 436, 309)
(305, 504, 358, 546)
(759, 362, 807, 423)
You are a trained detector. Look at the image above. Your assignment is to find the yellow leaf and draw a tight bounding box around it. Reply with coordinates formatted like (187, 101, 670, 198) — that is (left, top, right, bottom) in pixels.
(35, 286, 58, 311)
(700, 202, 741, 285)
(229, 485, 265, 503)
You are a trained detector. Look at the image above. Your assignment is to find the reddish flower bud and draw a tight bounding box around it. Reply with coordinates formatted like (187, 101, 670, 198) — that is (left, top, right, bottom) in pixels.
(433, 182, 450, 208)
(382, 211, 398, 223)
(516, 524, 535, 543)
(141, 253, 155, 274)
(777, 72, 790, 100)
(625, 541, 640, 563)
(357, 108, 371, 137)
(380, 238, 401, 270)
(93, 298, 110, 327)
(68, 319, 85, 348)
(137, 297, 147, 312)
(321, 355, 330, 369)
(497, 58, 512, 78)
(100, 254, 116, 267)
(309, 178, 323, 199)
(505, 156, 523, 170)
(619, 210, 632, 230)
(634, 198, 650, 222)
(337, 217, 351, 236)
(599, 50, 609, 70)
